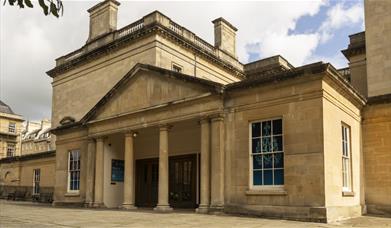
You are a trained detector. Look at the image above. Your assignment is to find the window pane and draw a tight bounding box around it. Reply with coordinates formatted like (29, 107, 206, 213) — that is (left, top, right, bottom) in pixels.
(274, 153, 284, 168)
(263, 170, 273, 185)
(262, 121, 272, 136)
(253, 171, 262, 185)
(272, 119, 282, 135)
(253, 155, 262, 169)
(252, 138, 261, 153)
(274, 169, 284, 185)
(263, 154, 273, 169)
(272, 136, 283, 152)
(262, 137, 271, 152)
(252, 123, 261, 138)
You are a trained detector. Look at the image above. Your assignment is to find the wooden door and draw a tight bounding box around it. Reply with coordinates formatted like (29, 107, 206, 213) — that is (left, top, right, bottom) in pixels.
(169, 154, 197, 208)
(135, 158, 158, 207)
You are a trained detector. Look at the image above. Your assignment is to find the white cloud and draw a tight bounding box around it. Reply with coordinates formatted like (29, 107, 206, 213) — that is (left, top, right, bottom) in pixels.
(253, 33, 320, 66)
(319, 2, 364, 43)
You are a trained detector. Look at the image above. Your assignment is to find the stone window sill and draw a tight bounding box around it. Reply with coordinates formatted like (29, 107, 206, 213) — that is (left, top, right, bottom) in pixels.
(342, 191, 355, 197)
(64, 192, 80, 197)
(245, 189, 287, 196)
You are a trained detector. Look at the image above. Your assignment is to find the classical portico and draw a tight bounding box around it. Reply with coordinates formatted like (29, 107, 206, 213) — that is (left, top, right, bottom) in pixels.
(84, 114, 222, 212)
(77, 64, 226, 211)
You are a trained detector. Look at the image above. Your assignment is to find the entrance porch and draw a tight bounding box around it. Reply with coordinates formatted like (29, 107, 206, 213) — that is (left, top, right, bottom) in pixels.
(85, 116, 224, 212)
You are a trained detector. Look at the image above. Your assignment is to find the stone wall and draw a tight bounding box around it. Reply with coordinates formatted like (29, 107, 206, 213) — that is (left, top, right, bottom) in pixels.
(365, 0, 391, 97)
(362, 101, 391, 215)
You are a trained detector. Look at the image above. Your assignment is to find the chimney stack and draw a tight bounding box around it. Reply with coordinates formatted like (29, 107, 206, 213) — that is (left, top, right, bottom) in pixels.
(212, 17, 238, 58)
(87, 0, 120, 42)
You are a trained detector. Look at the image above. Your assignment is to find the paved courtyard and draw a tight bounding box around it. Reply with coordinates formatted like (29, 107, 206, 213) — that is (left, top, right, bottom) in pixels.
(1, 200, 390, 228)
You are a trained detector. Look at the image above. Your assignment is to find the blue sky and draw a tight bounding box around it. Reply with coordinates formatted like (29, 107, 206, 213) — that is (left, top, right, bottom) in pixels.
(1, 0, 365, 120)
(248, 0, 364, 67)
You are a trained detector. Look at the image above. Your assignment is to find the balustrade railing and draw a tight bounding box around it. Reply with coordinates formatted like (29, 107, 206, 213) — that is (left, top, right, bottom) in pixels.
(58, 13, 223, 65)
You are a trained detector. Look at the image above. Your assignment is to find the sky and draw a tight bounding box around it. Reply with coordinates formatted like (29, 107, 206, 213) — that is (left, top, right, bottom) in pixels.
(0, 0, 365, 121)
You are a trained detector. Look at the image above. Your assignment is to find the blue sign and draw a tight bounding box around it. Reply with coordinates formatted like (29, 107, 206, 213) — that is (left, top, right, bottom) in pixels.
(111, 159, 124, 182)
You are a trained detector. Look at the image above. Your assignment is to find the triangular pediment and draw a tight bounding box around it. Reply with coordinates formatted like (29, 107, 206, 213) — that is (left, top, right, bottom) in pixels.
(82, 64, 223, 123)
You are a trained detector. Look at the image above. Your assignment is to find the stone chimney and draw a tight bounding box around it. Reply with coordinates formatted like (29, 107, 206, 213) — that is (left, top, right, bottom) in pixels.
(212, 17, 238, 58)
(87, 0, 120, 42)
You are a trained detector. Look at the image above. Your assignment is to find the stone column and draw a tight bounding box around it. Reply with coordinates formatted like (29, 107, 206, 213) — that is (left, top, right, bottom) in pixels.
(85, 138, 96, 207)
(154, 125, 173, 212)
(196, 117, 211, 213)
(122, 132, 137, 209)
(210, 114, 225, 211)
(93, 137, 104, 207)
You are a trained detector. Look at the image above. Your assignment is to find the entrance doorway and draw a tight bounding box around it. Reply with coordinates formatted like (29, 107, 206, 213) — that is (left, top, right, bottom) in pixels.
(169, 154, 197, 208)
(135, 154, 197, 208)
(135, 158, 159, 207)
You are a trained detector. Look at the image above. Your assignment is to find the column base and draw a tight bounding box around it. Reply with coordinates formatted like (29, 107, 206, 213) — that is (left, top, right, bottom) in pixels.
(154, 205, 173, 212)
(122, 204, 137, 210)
(209, 204, 224, 214)
(84, 201, 94, 208)
(196, 205, 210, 214)
(92, 202, 105, 208)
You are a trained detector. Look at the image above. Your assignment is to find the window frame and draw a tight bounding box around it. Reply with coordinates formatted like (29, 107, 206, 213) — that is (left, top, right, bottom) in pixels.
(33, 169, 41, 195)
(171, 62, 183, 73)
(6, 143, 16, 157)
(341, 123, 353, 193)
(67, 149, 81, 193)
(249, 117, 284, 190)
(8, 122, 16, 133)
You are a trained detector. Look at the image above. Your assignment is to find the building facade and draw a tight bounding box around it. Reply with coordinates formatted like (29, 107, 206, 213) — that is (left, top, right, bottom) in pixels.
(0, 103, 55, 201)
(21, 119, 54, 155)
(341, 0, 391, 215)
(0, 100, 24, 159)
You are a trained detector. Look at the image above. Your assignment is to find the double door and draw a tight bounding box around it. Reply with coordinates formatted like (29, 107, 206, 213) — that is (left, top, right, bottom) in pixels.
(135, 154, 197, 208)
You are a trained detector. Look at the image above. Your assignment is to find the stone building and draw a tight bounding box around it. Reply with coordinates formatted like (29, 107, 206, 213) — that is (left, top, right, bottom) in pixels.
(44, 0, 388, 223)
(0, 0, 388, 223)
(21, 119, 54, 155)
(0, 113, 55, 201)
(0, 100, 23, 159)
(341, 0, 391, 215)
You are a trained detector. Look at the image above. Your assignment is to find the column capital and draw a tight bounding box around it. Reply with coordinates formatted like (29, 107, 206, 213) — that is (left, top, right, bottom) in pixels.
(199, 116, 210, 125)
(125, 130, 138, 138)
(95, 137, 105, 143)
(87, 138, 96, 143)
(210, 113, 224, 122)
(159, 124, 172, 132)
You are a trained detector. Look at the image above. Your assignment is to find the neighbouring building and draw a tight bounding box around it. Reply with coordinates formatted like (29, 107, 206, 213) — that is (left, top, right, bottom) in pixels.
(341, 0, 391, 215)
(0, 106, 55, 201)
(0, 100, 24, 159)
(21, 119, 54, 155)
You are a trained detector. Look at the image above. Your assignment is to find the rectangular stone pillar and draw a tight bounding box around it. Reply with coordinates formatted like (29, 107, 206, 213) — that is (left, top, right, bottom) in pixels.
(85, 138, 96, 207)
(196, 118, 211, 213)
(154, 125, 173, 212)
(210, 114, 225, 211)
(93, 137, 104, 207)
(122, 132, 137, 209)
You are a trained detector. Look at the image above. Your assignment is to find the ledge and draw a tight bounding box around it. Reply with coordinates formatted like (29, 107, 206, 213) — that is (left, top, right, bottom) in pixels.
(245, 189, 287, 196)
(342, 191, 355, 197)
(64, 192, 80, 197)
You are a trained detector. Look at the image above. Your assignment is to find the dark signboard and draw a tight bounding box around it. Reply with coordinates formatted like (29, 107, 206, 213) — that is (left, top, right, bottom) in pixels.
(111, 159, 124, 182)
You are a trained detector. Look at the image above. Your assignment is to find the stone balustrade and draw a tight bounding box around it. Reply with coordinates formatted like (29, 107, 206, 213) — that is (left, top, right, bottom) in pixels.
(55, 11, 240, 69)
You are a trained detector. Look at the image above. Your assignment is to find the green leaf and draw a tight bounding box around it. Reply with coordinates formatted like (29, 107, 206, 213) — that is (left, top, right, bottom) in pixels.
(24, 0, 33, 8)
(38, 0, 48, 15)
(8, 0, 17, 6)
(50, 2, 59, 17)
(17, 0, 24, 8)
